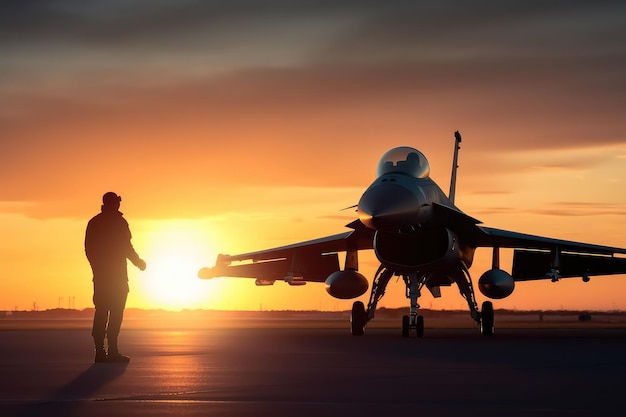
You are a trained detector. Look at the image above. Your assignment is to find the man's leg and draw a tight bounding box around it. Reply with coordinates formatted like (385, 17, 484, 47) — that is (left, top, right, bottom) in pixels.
(106, 285, 129, 362)
(92, 285, 109, 363)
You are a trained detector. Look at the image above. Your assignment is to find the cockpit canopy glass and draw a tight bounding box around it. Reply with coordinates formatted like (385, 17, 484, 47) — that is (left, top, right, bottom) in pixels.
(376, 147, 430, 179)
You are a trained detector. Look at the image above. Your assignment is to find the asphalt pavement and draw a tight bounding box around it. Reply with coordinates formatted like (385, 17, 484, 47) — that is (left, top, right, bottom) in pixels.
(1, 323, 626, 416)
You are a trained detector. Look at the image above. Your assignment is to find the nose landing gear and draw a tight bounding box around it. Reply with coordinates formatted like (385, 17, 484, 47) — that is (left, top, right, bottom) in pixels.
(402, 313, 424, 338)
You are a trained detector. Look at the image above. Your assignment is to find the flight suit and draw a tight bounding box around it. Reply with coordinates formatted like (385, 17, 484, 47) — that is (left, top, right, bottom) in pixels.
(85, 206, 143, 361)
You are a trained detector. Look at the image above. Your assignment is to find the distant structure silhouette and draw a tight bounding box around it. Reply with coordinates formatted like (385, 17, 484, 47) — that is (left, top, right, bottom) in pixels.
(85, 192, 146, 363)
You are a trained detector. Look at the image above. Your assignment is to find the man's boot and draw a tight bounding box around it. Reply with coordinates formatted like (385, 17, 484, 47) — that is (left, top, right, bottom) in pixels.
(94, 339, 107, 363)
(107, 336, 130, 363)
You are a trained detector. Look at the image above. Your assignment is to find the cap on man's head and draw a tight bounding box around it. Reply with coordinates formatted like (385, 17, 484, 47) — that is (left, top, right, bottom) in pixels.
(102, 192, 122, 206)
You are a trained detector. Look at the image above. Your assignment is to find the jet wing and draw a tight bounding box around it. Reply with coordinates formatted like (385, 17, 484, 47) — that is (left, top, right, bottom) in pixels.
(198, 224, 375, 285)
(475, 227, 626, 281)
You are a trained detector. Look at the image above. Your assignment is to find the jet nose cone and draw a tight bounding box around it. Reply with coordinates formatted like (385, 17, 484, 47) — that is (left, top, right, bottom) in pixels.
(358, 183, 420, 231)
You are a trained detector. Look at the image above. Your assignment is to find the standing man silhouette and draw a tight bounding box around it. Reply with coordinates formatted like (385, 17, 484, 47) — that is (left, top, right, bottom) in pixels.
(85, 192, 146, 363)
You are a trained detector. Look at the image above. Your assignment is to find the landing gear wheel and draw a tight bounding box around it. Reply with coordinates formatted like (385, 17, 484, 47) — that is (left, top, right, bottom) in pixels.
(401, 315, 410, 337)
(351, 301, 366, 336)
(401, 314, 424, 337)
(416, 315, 424, 338)
(480, 301, 494, 336)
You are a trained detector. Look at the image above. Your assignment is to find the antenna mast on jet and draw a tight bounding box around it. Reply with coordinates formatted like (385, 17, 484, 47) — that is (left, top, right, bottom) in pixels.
(449, 131, 462, 204)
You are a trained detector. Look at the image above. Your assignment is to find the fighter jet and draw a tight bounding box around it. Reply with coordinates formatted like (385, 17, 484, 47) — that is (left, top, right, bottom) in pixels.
(199, 132, 626, 336)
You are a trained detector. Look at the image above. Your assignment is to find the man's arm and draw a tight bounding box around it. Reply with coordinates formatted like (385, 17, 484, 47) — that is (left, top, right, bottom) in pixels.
(124, 220, 146, 270)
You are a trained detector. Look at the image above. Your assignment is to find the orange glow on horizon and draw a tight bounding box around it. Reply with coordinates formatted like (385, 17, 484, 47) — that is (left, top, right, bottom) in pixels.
(1, 144, 626, 313)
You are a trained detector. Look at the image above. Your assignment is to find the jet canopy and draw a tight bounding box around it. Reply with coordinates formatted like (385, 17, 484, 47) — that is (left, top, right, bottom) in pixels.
(376, 147, 430, 179)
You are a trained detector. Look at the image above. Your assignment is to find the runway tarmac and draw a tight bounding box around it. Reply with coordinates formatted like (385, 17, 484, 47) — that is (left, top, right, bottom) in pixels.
(1, 320, 626, 416)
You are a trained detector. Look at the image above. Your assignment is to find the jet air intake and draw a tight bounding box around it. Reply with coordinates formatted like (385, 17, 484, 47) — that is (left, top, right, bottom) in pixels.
(374, 228, 459, 272)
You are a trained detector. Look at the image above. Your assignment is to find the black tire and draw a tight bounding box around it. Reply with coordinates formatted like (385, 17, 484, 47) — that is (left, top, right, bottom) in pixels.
(351, 301, 366, 336)
(416, 315, 424, 338)
(401, 315, 410, 338)
(480, 301, 494, 336)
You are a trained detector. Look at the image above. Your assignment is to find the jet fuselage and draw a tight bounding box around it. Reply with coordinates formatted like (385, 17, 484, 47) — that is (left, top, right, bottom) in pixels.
(356, 147, 476, 276)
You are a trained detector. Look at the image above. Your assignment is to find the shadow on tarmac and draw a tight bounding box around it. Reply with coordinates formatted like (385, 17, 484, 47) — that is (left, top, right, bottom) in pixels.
(16, 362, 127, 417)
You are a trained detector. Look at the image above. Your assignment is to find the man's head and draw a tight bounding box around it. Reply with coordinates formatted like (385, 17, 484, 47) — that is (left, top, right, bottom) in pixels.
(102, 192, 121, 211)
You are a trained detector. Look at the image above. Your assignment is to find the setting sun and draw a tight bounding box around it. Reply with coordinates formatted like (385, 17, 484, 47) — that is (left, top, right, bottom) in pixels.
(134, 221, 219, 310)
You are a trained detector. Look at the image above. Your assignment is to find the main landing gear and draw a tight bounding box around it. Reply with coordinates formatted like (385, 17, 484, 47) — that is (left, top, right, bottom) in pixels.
(351, 265, 393, 336)
(350, 301, 366, 336)
(480, 301, 494, 336)
(350, 264, 496, 337)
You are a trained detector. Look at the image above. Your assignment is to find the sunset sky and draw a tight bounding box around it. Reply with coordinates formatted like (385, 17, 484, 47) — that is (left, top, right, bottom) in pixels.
(2, 1, 626, 313)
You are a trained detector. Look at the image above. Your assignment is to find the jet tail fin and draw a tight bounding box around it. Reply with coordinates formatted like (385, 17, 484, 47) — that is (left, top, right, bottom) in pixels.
(449, 131, 462, 204)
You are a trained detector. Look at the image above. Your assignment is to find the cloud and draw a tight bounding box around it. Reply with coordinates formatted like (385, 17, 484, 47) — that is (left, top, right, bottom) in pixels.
(468, 191, 513, 196)
(4, 1, 625, 83)
(528, 202, 626, 217)
(323, 1, 626, 62)
(473, 202, 626, 218)
(2, 0, 625, 218)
